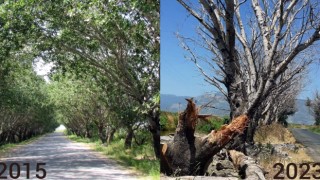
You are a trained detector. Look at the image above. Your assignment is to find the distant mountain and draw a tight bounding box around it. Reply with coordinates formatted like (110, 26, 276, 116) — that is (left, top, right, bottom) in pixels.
(161, 93, 315, 125)
(160, 93, 229, 117)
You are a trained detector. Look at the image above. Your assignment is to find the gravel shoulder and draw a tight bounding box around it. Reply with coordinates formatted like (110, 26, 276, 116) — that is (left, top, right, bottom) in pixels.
(290, 128, 320, 162)
(0, 132, 141, 180)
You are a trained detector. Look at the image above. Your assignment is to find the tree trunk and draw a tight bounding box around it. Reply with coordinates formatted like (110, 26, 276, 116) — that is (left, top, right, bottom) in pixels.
(148, 111, 160, 159)
(107, 128, 116, 144)
(227, 105, 260, 154)
(125, 128, 134, 149)
(98, 124, 106, 144)
(161, 99, 249, 176)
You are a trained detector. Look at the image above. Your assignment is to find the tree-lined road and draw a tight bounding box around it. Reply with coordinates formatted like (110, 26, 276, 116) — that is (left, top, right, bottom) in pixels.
(291, 128, 320, 162)
(0, 132, 140, 180)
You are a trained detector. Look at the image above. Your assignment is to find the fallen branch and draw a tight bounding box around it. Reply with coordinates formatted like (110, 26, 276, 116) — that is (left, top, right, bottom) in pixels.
(161, 99, 249, 176)
(229, 150, 266, 180)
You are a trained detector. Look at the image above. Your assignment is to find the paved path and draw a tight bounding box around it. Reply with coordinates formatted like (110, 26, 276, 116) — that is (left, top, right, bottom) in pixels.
(0, 132, 140, 179)
(290, 128, 320, 162)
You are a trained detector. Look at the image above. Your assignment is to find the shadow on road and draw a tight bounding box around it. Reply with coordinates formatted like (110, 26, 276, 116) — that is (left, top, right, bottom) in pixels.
(0, 132, 140, 180)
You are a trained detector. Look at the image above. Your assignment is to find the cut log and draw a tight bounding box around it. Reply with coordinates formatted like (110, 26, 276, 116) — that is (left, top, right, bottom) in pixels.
(229, 150, 266, 180)
(161, 99, 249, 176)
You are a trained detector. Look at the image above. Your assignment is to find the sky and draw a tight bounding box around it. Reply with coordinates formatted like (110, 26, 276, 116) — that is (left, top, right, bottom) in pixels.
(160, 0, 320, 100)
(33, 58, 54, 83)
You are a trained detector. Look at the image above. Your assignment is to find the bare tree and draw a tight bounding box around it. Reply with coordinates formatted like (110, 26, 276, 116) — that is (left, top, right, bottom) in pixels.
(177, 0, 320, 148)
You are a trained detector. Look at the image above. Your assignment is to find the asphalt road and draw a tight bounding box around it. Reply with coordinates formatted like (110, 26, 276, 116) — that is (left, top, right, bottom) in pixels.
(0, 132, 140, 180)
(290, 128, 320, 162)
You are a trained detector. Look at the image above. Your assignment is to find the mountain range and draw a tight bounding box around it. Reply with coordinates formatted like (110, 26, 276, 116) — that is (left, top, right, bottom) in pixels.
(161, 93, 315, 125)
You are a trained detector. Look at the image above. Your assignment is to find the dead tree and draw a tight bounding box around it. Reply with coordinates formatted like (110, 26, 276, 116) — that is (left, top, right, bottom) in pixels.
(176, 0, 320, 147)
(161, 99, 249, 176)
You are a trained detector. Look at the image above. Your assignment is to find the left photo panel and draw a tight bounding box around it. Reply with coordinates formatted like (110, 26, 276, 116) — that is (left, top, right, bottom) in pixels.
(0, 1, 160, 179)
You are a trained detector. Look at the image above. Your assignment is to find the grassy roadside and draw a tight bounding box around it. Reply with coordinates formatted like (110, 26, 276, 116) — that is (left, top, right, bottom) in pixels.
(67, 133, 160, 180)
(0, 134, 45, 157)
(288, 123, 320, 134)
(309, 126, 320, 134)
(254, 123, 314, 179)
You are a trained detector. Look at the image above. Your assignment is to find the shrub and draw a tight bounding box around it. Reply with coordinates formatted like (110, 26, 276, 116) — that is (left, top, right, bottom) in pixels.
(196, 116, 224, 133)
(160, 111, 179, 131)
(160, 114, 168, 130)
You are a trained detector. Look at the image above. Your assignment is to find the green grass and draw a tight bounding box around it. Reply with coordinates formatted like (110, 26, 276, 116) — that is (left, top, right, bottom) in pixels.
(160, 111, 179, 131)
(196, 116, 225, 133)
(288, 123, 310, 129)
(309, 126, 320, 134)
(68, 134, 160, 179)
(288, 123, 320, 134)
(0, 134, 44, 157)
(160, 111, 227, 134)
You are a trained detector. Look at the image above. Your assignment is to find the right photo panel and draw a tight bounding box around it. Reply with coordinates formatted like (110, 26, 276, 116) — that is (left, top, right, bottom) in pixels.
(160, 0, 320, 179)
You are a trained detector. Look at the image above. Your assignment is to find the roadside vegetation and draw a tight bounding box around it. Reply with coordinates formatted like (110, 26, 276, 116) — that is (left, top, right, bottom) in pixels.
(0, 134, 45, 157)
(289, 123, 320, 134)
(309, 126, 320, 134)
(68, 132, 159, 179)
(254, 123, 314, 179)
(0, 59, 59, 147)
(160, 111, 227, 134)
(1, 1, 160, 177)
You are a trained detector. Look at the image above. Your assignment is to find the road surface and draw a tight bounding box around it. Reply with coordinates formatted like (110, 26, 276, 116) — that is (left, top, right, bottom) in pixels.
(290, 128, 320, 162)
(0, 132, 140, 179)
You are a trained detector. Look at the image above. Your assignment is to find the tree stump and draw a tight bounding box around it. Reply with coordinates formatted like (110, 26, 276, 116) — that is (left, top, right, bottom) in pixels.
(161, 98, 249, 176)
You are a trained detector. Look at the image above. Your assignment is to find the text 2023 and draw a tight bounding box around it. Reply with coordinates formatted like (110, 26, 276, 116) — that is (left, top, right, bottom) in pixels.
(0, 162, 46, 179)
(273, 162, 320, 179)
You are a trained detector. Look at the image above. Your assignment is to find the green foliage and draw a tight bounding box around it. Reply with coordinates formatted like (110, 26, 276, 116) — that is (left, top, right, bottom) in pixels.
(160, 111, 179, 131)
(0, 134, 44, 154)
(222, 115, 230, 124)
(1, 0, 159, 157)
(196, 116, 224, 133)
(309, 126, 320, 134)
(0, 58, 58, 145)
(313, 93, 320, 126)
(160, 115, 168, 130)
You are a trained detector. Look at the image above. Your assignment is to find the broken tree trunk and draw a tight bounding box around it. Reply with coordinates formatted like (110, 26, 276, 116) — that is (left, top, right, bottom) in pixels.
(161, 99, 249, 176)
(229, 150, 265, 180)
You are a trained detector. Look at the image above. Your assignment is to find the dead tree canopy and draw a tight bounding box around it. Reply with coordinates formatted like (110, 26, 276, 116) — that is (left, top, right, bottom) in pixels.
(176, 0, 320, 148)
(161, 99, 249, 176)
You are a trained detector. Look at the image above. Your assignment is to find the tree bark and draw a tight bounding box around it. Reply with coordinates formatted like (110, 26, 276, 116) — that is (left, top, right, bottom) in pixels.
(149, 111, 160, 159)
(107, 127, 116, 144)
(161, 99, 249, 176)
(125, 127, 134, 149)
(229, 150, 265, 180)
(98, 124, 106, 144)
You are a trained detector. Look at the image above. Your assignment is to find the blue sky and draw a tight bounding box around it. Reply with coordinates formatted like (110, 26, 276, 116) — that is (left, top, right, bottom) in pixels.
(160, 0, 320, 100)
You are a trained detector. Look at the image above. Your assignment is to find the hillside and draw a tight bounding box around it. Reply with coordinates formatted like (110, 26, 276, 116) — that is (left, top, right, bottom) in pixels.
(161, 93, 315, 125)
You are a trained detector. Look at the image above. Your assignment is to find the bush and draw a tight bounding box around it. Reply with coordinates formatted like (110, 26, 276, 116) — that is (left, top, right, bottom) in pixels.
(309, 126, 320, 134)
(196, 116, 224, 133)
(160, 111, 179, 131)
(160, 114, 168, 130)
(254, 123, 295, 144)
(222, 115, 230, 124)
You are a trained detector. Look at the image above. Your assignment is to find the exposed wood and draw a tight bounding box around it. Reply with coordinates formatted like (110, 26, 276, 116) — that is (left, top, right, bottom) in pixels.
(229, 150, 266, 180)
(161, 99, 249, 176)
